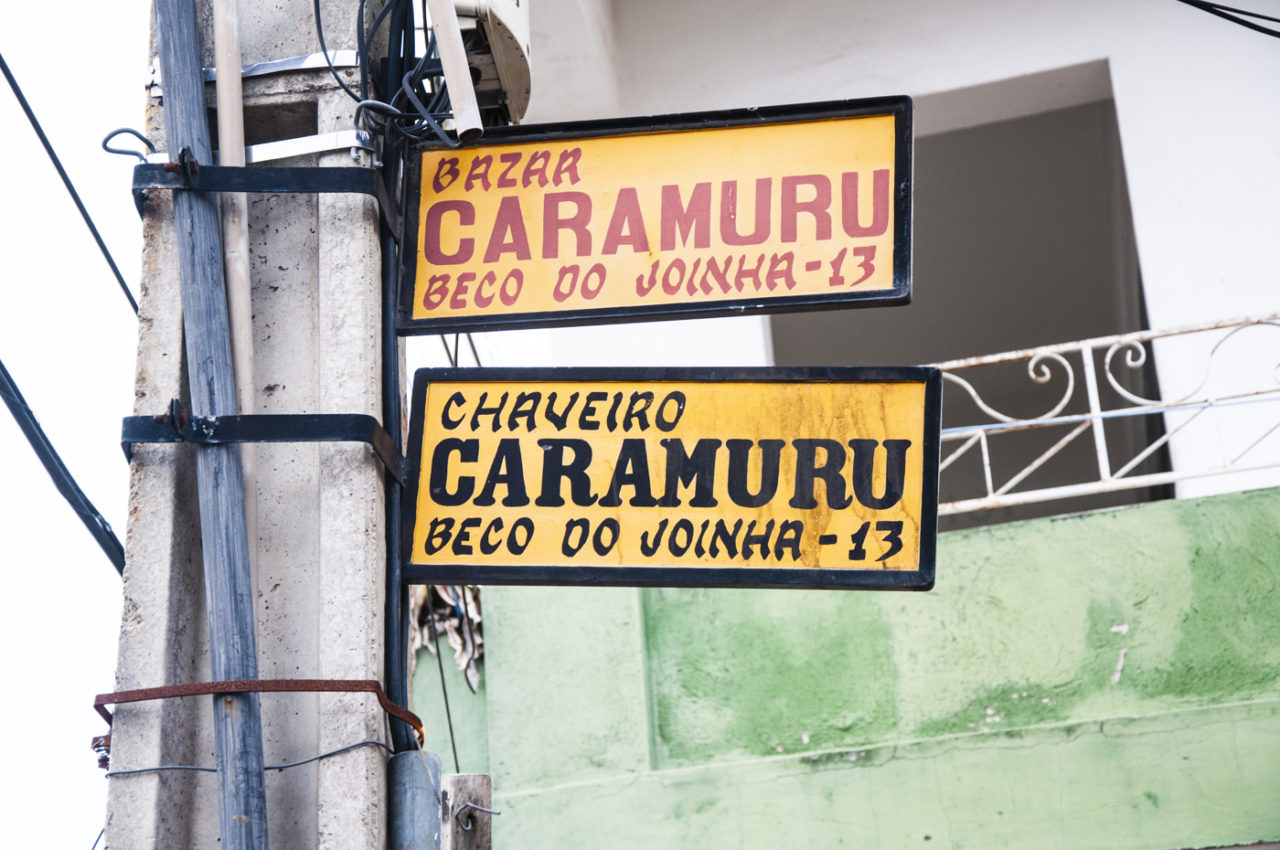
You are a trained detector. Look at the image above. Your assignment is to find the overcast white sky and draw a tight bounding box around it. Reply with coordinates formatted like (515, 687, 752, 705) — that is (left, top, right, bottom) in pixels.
(2, 0, 159, 844)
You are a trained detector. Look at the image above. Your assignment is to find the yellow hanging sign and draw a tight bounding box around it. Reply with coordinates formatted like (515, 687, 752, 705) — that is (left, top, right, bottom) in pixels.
(400, 98, 912, 333)
(403, 367, 939, 589)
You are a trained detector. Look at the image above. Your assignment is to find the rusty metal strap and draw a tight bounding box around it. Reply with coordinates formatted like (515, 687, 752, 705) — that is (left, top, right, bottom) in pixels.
(95, 678, 424, 744)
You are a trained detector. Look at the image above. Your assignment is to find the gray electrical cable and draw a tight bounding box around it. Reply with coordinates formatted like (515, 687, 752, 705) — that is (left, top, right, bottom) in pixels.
(104, 739, 394, 778)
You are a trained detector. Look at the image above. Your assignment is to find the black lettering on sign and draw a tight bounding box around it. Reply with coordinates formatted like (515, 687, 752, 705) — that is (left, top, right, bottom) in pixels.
(789, 439, 853, 510)
(725, 439, 783, 507)
(429, 438, 478, 505)
(658, 438, 720, 508)
(535, 439, 597, 507)
(599, 439, 658, 507)
(473, 439, 530, 507)
(850, 439, 911, 510)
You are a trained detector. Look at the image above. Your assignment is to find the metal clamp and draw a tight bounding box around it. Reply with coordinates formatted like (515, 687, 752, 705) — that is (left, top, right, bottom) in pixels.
(147, 50, 362, 95)
(144, 129, 375, 166)
(131, 157, 400, 237)
(122, 401, 406, 484)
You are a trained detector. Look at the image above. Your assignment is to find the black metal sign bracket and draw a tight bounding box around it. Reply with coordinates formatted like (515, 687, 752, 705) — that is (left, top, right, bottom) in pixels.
(132, 158, 402, 238)
(122, 400, 405, 484)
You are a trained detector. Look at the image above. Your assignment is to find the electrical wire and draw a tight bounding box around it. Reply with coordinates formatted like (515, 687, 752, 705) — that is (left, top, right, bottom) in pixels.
(368, 0, 488, 762)
(313, 0, 363, 102)
(337, 0, 467, 149)
(379, 0, 418, 758)
(424, 599, 462, 772)
(0, 356, 125, 574)
(0, 51, 139, 315)
(1173, 0, 1280, 37)
(103, 739, 394, 778)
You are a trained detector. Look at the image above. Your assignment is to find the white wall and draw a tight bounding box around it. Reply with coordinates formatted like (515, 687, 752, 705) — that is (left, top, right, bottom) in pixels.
(462, 0, 1279, 495)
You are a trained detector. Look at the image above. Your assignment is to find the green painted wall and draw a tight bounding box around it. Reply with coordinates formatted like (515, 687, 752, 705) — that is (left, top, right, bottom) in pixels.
(413, 487, 1280, 848)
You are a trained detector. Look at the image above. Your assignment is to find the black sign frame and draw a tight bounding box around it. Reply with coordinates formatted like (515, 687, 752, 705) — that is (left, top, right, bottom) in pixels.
(401, 366, 940, 590)
(397, 97, 913, 335)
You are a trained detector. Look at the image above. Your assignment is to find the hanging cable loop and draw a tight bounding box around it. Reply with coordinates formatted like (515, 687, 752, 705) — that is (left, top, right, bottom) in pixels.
(102, 128, 157, 163)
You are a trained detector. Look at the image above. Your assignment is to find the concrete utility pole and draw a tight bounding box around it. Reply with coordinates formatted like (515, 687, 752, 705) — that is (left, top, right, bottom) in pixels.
(107, 0, 391, 846)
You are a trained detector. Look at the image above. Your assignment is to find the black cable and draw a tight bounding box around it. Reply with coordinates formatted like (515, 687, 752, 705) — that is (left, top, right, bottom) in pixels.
(424, 595, 462, 773)
(0, 51, 139, 315)
(1174, 0, 1280, 36)
(457, 585, 480, 693)
(379, 0, 417, 757)
(91, 829, 104, 850)
(0, 356, 125, 574)
(438, 334, 457, 366)
(1205, 2, 1280, 24)
(357, 0, 371, 101)
(313, 0, 363, 101)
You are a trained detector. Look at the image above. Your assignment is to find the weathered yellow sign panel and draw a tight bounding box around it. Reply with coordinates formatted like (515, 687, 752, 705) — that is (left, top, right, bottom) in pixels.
(404, 368, 939, 589)
(399, 98, 912, 333)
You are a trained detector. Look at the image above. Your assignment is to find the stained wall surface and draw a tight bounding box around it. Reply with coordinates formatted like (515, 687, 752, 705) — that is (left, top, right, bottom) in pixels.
(417, 486, 1280, 848)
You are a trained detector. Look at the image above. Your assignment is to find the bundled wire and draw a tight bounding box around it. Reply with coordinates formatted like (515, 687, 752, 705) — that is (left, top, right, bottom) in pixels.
(314, 0, 475, 148)
(1173, 0, 1280, 37)
(317, 0, 497, 761)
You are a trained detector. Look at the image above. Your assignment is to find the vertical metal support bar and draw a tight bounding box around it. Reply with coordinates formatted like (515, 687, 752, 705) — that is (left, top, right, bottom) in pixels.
(979, 431, 995, 497)
(1080, 343, 1113, 481)
(152, 0, 268, 845)
(212, 0, 260, 588)
(383, 220, 413, 753)
(382, 4, 415, 755)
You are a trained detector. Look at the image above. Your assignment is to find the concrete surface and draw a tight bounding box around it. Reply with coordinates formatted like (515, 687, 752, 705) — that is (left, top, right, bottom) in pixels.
(107, 12, 391, 844)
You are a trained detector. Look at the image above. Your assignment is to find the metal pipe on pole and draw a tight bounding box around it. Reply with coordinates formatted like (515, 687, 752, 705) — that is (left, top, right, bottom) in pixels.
(212, 0, 259, 588)
(425, 0, 484, 142)
(152, 0, 269, 845)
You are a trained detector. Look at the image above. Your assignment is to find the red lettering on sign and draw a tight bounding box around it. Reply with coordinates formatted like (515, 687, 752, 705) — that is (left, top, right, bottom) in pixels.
(602, 188, 650, 255)
(465, 155, 492, 192)
(553, 148, 582, 186)
(432, 156, 460, 192)
(522, 150, 551, 188)
(424, 201, 474, 265)
(450, 273, 474, 309)
(720, 178, 771, 246)
(543, 192, 593, 259)
(422, 273, 450, 310)
(660, 183, 711, 251)
(734, 253, 766, 291)
(500, 269, 523, 306)
(781, 175, 832, 243)
(767, 252, 797, 290)
(841, 169, 890, 238)
(497, 152, 520, 188)
(474, 271, 498, 308)
(483, 196, 532, 263)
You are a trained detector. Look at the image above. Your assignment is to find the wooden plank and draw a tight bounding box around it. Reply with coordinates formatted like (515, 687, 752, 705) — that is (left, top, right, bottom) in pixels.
(442, 774, 493, 850)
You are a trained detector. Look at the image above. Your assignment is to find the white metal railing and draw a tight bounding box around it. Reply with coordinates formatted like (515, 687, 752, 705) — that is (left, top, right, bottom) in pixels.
(930, 313, 1280, 515)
